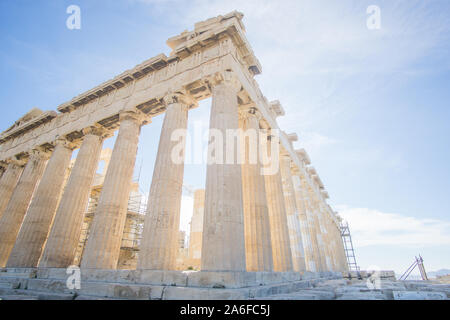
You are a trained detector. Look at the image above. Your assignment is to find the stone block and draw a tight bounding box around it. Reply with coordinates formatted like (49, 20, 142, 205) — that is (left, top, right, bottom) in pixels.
(187, 271, 245, 288)
(162, 286, 249, 300)
(393, 291, 447, 300)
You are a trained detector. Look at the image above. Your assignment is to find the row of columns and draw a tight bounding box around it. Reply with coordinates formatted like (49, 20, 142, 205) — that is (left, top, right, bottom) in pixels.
(0, 70, 347, 273)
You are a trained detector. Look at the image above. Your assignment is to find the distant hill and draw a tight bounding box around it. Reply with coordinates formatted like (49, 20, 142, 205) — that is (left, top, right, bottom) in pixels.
(427, 269, 450, 278)
(394, 269, 450, 280)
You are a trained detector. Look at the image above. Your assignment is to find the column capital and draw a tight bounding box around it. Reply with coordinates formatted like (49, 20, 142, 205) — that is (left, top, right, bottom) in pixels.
(3, 158, 26, 168)
(207, 70, 241, 92)
(119, 110, 149, 126)
(55, 137, 78, 150)
(82, 125, 108, 138)
(29, 147, 51, 161)
(163, 91, 198, 109)
(280, 152, 292, 162)
(266, 131, 281, 142)
(238, 104, 264, 122)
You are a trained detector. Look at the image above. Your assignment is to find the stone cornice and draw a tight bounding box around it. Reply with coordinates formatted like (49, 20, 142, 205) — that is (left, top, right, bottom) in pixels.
(269, 100, 285, 118)
(287, 133, 298, 143)
(167, 11, 261, 76)
(295, 148, 311, 165)
(57, 54, 173, 113)
(0, 111, 57, 144)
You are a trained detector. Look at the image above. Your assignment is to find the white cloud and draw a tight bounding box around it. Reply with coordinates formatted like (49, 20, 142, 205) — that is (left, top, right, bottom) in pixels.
(336, 205, 450, 248)
(295, 131, 338, 157)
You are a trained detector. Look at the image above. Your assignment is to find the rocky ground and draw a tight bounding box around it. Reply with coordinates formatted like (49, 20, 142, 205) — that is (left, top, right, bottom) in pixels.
(262, 278, 450, 300)
(0, 268, 449, 300)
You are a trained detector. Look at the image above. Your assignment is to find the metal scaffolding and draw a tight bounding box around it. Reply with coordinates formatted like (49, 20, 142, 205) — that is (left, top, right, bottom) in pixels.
(400, 255, 429, 281)
(73, 180, 146, 268)
(340, 221, 360, 271)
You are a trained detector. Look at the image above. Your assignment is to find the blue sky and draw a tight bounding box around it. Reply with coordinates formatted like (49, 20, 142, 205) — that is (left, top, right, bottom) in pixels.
(0, 0, 449, 275)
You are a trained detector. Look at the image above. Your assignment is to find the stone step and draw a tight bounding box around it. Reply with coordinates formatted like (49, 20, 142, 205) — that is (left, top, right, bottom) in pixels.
(26, 278, 163, 300)
(5, 275, 336, 300)
(0, 278, 23, 290)
(393, 291, 448, 300)
(0, 287, 75, 300)
(0, 295, 39, 300)
(0, 273, 33, 279)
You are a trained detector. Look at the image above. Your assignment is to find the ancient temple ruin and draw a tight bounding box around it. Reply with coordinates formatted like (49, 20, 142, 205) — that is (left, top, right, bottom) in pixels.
(0, 11, 362, 300)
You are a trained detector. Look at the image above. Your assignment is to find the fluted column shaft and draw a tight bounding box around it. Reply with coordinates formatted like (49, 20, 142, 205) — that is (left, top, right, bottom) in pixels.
(138, 95, 191, 270)
(0, 151, 48, 267)
(39, 130, 104, 268)
(264, 138, 293, 272)
(0, 162, 24, 219)
(7, 140, 73, 267)
(291, 173, 316, 272)
(239, 107, 273, 272)
(280, 156, 306, 272)
(81, 111, 142, 269)
(315, 205, 333, 271)
(307, 187, 328, 271)
(201, 72, 246, 272)
(322, 211, 337, 270)
(299, 176, 323, 271)
(188, 189, 205, 269)
(333, 221, 348, 271)
(324, 210, 340, 271)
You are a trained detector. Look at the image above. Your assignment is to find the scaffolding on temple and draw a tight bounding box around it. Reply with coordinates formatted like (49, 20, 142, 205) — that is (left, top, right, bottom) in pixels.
(399, 255, 429, 281)
(340, 220, 360, 271)
(72, 148, 147, 269)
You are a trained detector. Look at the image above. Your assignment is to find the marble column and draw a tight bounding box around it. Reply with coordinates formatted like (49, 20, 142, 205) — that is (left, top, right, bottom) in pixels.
(0, 149, 49, 267)
(291, 173, 316, 272)
(201, 71, 246, 272)
(39, 127, 105, 268)
(239, 107, 273, 272)
(7, 139, 74, 267)
(325, 211, 340, 271)
(307, 187, 327, 271)
(299, 176, 323, 271)
(315, 206, 333, 271)
(328, 221, 340, 270)
(280, 155, 306, 272)
(188, 189, 205, 269)
(321, 211, 336, 271)
(264, 136, 293, 272)
(138, 93, 192, 270)
(0, 162, 24, 220)
(81, 111, 142, 269)
(334, 221, 348, 271)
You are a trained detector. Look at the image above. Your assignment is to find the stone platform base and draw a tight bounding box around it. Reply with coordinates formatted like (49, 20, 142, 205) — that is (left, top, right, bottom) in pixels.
(0, 268, 342, 300)
(342, 270, 397, 281)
